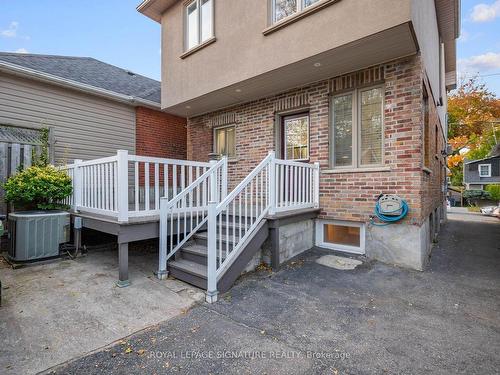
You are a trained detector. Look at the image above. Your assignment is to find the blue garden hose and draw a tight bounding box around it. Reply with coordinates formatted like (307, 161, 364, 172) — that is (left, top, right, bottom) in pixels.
(371, 199, 409, 226)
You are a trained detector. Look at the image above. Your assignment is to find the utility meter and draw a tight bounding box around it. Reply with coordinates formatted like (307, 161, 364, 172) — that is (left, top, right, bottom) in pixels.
(378, 194, 404, 216)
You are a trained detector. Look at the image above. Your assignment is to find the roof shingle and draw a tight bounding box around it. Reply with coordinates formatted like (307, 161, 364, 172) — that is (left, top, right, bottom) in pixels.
(0, 52, 161, 104)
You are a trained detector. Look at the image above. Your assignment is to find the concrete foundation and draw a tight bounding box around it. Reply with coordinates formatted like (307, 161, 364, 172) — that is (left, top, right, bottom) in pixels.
(277, 219, 315, 262)
(366, 220, 432, 271)
(242, 214, 316, 274)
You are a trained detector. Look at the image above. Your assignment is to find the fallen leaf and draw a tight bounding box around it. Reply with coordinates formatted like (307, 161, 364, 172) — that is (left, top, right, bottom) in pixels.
(125, 347, 133, 354)
(137, 349, 146, 356)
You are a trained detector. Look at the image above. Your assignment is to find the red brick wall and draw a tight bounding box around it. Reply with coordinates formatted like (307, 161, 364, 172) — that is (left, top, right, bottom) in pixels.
(187, 55, 446, 226)
(136, 106, 187, 160)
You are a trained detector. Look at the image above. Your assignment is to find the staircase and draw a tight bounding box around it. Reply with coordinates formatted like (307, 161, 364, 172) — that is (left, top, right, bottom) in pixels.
(168, 213, 269, 293)
(157, 151, 320, 302)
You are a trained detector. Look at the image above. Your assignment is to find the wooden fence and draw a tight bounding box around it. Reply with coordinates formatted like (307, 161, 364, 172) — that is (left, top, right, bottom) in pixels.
(0, 125, 54, 216)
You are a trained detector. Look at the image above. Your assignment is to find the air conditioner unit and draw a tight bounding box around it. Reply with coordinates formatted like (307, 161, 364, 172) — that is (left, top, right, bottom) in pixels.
(8, 211, 70, 262)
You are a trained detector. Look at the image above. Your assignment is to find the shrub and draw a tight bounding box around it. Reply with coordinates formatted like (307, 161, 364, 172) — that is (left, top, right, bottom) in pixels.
(462, 189, 491, 200)
(4, 165, 73, 210)
(485, 185, 500, 203)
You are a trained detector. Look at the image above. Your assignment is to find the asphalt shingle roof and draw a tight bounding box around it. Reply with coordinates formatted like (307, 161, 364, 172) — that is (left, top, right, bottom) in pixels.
(0, 52, 161, 104)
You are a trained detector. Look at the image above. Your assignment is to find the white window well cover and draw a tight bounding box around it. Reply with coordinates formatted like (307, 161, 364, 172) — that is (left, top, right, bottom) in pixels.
(316, 220, 365, 255)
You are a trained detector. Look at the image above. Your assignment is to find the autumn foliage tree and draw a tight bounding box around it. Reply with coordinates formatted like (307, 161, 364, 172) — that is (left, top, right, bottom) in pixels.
(447, 76, 500, 186)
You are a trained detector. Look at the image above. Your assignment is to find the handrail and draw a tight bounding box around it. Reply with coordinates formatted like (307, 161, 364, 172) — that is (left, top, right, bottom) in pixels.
(216, 152, 273, 213)
(156, 157, 227, 279)
(274, 158, 318, 168)
(165, 158, 225, 210)
(129, 154, 211, 168)
(206, 152, 274, 302)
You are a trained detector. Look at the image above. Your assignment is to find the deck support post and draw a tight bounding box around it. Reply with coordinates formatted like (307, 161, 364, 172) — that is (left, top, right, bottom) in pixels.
(117, 242, 130, 287)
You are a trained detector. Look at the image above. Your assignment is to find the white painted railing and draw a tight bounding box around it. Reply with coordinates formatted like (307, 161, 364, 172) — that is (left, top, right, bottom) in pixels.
(205, 151, 319, 302)
(156, 157, 227, 279)
(61, 150, 211, 222)
(272, 159, 320, 213)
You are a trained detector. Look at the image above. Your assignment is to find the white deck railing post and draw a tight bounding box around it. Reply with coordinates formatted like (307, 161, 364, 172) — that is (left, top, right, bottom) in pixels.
(268, 151, 276, 215)
(73, 159, 83, 212)
(117, 150, 129, 223)
(221, 156, 228, 200)
(314, 162, 320, 208)
(206, 159, 218, 303)
(157, 198, 168, 280)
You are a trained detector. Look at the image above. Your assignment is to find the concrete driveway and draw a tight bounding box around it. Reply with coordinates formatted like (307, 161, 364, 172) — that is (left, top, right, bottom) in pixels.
(39, 208, 500, 375)
(0, 244, 205, 375)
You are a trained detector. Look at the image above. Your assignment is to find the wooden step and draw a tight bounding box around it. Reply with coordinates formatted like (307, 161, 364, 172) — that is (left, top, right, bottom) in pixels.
(168, 258, 207, 289)
(193, 231, 240, 247)
(180, 242, 207, 265)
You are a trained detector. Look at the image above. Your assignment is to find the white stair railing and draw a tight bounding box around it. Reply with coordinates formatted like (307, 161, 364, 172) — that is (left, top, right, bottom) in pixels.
(156, 157, 227, 279)
(205, 151, 320, 302)
(273, 159, 320, 213)
(206, 152, 274, 302)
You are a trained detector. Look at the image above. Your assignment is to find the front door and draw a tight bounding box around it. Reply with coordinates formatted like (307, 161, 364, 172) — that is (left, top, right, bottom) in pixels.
(278, 113, 310, 206)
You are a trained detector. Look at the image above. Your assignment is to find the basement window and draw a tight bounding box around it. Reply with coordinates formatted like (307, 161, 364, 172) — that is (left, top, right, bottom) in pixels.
(316, 220, 365, 254)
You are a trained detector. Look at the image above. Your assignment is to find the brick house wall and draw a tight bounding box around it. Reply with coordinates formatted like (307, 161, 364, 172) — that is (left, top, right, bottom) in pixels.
(135, 106, 187, 185)
(187, 55, 446, 227)
(136, 106, 187, 160)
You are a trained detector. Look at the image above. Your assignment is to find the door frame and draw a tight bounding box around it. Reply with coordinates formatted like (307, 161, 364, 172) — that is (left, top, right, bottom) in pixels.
(276, 111, 310, 161)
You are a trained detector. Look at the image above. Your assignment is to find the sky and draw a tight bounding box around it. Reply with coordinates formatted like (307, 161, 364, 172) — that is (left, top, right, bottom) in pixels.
(0, 0, 162, 80)
(459, 0, 500, 96)
(0, 0, 499, 96)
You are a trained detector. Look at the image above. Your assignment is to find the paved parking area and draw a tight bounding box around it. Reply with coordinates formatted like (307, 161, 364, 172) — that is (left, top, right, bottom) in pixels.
(0, 245, 204, 375)
(43, 209, 500, 374)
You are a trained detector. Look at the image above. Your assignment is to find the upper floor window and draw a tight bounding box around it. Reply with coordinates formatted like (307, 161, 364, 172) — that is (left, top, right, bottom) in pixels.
(331, 86, 384, 168)
(186, 0, 214, 51)
(478, 164, 491, 178)
(273, 0, 321, 23)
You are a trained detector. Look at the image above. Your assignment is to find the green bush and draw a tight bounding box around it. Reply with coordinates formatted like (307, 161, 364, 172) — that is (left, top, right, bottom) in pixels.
(4, 165, 73, 210)
(485, 185, 500, 203)
(462, 189, 491, 200)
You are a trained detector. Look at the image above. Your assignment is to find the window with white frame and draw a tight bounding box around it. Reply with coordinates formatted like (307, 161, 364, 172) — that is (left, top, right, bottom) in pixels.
(272, 0, 321, 23)
(478, 164, 491, 177)
(316, 220, 365, 254)
(214, 125, 236, 158)
(331, 86, 384, 168)
(185, 0, 214, 51)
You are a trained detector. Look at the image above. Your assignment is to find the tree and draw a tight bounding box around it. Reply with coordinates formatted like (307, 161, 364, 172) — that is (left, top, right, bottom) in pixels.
(447, 76, 500, 186)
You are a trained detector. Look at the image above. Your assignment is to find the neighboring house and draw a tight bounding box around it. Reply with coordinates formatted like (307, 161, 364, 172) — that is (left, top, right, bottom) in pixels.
(463, 144, 500, 190)
(138, 0, 459, 271)
(0, 52, 186, 164)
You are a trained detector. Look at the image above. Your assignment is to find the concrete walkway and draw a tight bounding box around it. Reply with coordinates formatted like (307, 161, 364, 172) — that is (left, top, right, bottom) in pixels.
(9, 209, 500, 374)
(0, 245, 205, 375)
